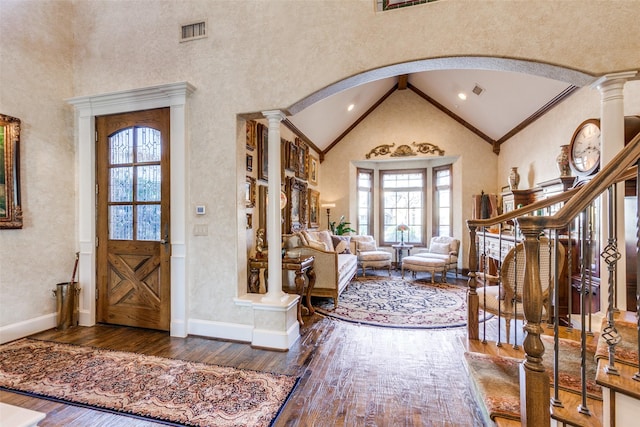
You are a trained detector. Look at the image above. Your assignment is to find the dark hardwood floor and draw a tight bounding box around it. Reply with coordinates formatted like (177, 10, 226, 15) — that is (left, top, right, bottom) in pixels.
(1, 276, 499, 426)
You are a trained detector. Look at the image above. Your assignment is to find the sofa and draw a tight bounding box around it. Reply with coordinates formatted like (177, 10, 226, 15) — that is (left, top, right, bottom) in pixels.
(283, 230, 358, 307)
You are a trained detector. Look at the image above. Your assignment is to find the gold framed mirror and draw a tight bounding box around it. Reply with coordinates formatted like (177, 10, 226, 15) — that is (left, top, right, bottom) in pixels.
(0, 114, 22, 229)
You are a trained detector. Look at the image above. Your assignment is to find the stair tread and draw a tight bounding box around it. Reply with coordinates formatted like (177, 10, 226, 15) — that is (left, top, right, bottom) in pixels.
(550, 389, 602, 427)
(495, 417, 521, 427)
(596, 360, 640, 399)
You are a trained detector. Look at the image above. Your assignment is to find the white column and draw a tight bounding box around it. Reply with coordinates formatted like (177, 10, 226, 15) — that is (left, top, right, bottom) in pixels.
(262, 110, 287, 302)
(593, 71, 637, 311)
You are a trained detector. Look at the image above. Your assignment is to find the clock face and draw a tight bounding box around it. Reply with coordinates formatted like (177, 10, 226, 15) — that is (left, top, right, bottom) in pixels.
(569, 120, 601, 176)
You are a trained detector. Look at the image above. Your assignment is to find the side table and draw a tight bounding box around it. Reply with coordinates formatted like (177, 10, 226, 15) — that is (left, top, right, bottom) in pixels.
(392, 244, 413, 270)
(248, 255, 316, 326)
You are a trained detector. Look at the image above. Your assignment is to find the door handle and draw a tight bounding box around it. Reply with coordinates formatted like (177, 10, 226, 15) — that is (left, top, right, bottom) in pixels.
(160, 224, 170, 246)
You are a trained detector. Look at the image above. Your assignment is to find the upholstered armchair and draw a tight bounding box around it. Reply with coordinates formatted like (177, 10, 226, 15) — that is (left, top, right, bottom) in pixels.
(351, 235, 392, 277)
(413, 236, 460, 277)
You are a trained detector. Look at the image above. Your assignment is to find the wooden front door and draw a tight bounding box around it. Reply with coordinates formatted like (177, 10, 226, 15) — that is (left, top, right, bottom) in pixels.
(96, 108, 171, 331)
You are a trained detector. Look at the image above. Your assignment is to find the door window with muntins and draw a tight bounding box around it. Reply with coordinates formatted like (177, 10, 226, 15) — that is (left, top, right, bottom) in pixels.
(108, 127, 162, 241)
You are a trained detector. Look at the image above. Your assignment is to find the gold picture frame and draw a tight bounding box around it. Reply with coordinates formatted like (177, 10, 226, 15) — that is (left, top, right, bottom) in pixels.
(308, 189, 320, 228)
(246, 120, 256, 151)
(245, 176, 256, 208)
(258, 184, 268, 239)
(0, 114, 22, 229)
(286, 176, 307, 233)
(295, 138, 308, 180)
(308, 154, 318, 186)
(257, 123, 268, 181)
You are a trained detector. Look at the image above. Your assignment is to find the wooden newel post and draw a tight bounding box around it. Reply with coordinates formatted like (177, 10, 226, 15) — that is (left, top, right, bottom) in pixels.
(467, 224, 479, 340)
(518, 224, 550, 427)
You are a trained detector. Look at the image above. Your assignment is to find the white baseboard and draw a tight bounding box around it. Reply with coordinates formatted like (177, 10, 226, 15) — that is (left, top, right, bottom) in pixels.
(252, 322, 300, 350)
(0, 313, 56, 344)
(1, 314, 300, 351)
(188, 318, 254, 343)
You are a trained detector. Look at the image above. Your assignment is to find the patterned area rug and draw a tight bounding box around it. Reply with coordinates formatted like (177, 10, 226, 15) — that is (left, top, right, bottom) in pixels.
(314, 277, 486, 329)
(0, 338, 298, 427)
(595, 316, 639, 367)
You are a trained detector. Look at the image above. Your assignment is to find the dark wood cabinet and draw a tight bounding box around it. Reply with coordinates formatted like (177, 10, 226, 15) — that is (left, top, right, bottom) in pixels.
(571, 277, 600, 314)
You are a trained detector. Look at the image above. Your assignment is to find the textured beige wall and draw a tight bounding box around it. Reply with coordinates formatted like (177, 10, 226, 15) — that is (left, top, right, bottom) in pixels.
(1, 0, 639, 330)
(0, 1, 75, 327)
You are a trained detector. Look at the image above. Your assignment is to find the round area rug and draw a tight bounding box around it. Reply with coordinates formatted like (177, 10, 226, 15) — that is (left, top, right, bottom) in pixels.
(314, 278, 486, 329)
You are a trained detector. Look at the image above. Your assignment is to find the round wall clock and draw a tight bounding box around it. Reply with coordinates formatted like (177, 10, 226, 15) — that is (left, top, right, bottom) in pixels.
(568, 118, 601, 177)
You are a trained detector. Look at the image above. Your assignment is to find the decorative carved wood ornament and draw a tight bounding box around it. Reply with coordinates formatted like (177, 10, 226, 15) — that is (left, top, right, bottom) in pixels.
(365, 142, 444, 159)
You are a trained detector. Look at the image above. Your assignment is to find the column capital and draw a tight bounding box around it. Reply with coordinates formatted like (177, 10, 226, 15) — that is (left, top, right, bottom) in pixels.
(592, 71, 638, 91)
(261, 110, 287, 122)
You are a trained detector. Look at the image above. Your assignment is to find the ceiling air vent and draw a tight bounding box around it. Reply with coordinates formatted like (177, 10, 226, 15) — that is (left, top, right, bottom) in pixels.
(180, 20, 207, 42)
(472, 84, 485, 96)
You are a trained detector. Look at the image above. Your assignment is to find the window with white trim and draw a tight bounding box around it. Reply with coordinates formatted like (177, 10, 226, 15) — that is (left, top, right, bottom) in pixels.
(357, 168, 373, 236)
(380, 169, 425, 245)
(433, 165, 452, 236)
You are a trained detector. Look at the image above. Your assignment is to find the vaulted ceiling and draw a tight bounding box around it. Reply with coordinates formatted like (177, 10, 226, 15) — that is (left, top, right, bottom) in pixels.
(287, 69, 578, 157)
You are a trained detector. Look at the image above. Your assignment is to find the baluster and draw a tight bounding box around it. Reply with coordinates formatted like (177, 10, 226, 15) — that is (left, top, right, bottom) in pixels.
(512, 222, 520, 350)
(566, 219, 574, 332)
(546, 233, 554, 328)
(635, 166, 640, 382)
(467, 225, 479, 341)
(601, 185, 622, 376)
(551, 231, 564, 408)
(578, 208, 592, 415)
(481, 226, 488, 344)
(587, 203, 595, 336)
(518, 221, 550, 426)
(496, 224, 503, 347)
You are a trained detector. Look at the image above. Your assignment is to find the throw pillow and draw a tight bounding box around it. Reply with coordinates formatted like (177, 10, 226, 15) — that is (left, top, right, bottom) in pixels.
(430, 241, 451, 255)
(316, 230, 335, 252)
(331, 235, 351, 254)
(358, 240, 377, 252)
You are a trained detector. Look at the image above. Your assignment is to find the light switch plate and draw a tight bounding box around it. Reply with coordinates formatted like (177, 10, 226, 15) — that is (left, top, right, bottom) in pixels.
(193, 224, 208, 236)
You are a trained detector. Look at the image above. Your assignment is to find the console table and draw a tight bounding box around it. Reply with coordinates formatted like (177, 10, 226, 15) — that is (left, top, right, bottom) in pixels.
(249, 255, 316, 326)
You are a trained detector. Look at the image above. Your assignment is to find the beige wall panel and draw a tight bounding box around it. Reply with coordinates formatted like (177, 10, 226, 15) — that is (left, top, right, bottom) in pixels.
(0, 1, 75, 327)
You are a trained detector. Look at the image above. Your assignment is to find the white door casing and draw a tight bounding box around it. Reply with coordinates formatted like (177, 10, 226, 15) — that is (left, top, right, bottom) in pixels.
(67, 82, 195, 337)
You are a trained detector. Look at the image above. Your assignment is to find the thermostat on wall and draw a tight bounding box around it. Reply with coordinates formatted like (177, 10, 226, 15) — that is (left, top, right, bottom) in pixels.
(195, 205, 206, 215)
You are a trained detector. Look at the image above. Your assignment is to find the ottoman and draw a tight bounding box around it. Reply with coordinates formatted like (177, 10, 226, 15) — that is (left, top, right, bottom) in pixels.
(401, 256, 447, 283)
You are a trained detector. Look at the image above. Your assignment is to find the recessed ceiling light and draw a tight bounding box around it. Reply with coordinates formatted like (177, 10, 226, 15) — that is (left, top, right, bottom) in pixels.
(457, 92, 467, 101)
(347, 104, 355, 111)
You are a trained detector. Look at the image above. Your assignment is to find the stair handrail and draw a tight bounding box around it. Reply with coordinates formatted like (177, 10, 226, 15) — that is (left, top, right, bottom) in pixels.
(467, 162, 637, 232)
(467, 187, 580, 230)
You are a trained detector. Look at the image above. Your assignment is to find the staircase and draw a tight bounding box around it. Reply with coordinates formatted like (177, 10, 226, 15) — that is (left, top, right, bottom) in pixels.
(464, 131, 640, 426)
